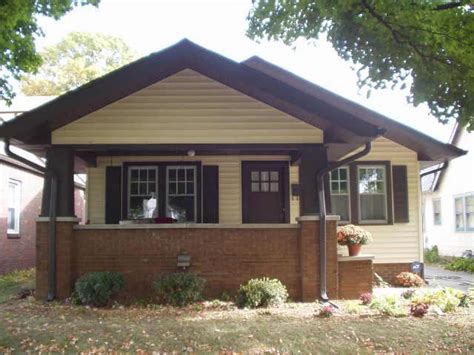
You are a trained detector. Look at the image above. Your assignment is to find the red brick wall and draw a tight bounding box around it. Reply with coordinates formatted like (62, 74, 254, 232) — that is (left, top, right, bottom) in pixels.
(36, 219, 374, 302)
(0, 162, 86, 275)
(374, 263, 411, 284)
(338, 260, 373, 299)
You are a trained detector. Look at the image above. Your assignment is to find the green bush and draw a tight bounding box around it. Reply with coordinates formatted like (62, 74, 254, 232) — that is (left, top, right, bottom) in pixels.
(445, 257, 474, 273)
(413, 287, 464, 313)
(236, 278, 288, 308)
(153, 272, 205, 307)
(74, 271, 124, 307)
(369, 294, 407, 317)
(424, 246, 440, 263)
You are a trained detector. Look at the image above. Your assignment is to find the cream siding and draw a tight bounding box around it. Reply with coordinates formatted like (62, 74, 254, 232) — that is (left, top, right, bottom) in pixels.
(87, 155, 293, 225)
(52, 69, 323, 145)
(337, 137, 422, 264)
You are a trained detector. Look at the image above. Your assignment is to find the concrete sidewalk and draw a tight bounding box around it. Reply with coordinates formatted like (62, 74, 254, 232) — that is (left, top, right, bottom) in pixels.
(424, 264, 474, 292)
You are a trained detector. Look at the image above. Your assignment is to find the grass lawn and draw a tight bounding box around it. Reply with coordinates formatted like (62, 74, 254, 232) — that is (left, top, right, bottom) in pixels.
(0, 270, 473, 353)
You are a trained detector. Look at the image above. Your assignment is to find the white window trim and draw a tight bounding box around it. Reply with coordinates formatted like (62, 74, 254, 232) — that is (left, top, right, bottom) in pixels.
(432, 198, 442, 226)
(454, 192, 474, 232)
(329, 166, 351, 223)
(166, 165, 197, 222)
(357, 165, 388, 224)
(127, 166, 158, 218)
(7, 179, 21, 234)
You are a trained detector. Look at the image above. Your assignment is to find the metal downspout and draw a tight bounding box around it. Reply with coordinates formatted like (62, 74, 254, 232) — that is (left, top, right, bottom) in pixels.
(316, 142, 372, 302)
(4, 139, 58, 301)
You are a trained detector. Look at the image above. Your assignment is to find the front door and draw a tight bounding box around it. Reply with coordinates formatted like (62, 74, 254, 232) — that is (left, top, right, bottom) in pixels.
(242, 161, 289, 223)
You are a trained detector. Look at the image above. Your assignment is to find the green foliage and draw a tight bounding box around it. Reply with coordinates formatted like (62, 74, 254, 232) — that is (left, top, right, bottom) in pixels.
(414, 287, 464, 313)
(248, 1, 474, 130)
(21, 32, 137, 95)
(370, 294, 407, 317)
(424, 246, 441, 264)
(153, 273, 205, 307)
(445, 257, 474, 273)
(344, 300, 363, 314)
(74, 271, 124, 307)
(236, 278, 288, 308)
(0, 0, 99, 103)
(0, 268, 35, 303)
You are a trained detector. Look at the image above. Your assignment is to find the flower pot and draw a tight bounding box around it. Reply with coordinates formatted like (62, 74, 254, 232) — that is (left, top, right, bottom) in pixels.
(347, 244, 362, 256)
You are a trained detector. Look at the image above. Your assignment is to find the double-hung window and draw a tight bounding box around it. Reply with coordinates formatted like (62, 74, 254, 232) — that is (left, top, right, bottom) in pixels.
(128, 166, 158, 218)
(7, 179, 21, 234)
(433, 199, 442, 225)
(357, 165, 388, 223)
(329, 167, 350, 222)
(454, 193, 474, 232)
(166, 166, 197, 222)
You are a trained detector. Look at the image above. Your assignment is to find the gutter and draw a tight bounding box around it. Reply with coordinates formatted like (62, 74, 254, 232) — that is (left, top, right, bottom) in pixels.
(4, 139, 57, 301)
(316, 142, 372, 302)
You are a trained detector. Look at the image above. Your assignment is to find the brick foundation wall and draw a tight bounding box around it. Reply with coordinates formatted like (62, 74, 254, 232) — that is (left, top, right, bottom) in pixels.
(374, 263, 411, 284)
(338, 259, 373, 299)
(35, 218, 373, 302)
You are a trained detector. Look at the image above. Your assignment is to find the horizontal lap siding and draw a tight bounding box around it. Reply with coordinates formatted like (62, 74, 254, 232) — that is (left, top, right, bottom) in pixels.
(51, 69, 323, 144)
(87, 155, 293, 225)
(345, 138, 421, 263)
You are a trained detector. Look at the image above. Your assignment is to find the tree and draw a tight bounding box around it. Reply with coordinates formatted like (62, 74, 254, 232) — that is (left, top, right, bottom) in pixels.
(247, 1, 474, 131)
(0, 0, 100, 104)
(20, 32, 137, 95)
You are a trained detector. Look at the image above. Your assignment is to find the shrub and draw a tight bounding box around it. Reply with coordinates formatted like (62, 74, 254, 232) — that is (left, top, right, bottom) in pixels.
(424, 246, 440, 263)
(236, 278, 288, 308)
(318, 304, 336, 318)
(410, 302, 429, 317)
(154, 272, 205, 307)
(74, 271, 124, 307)
(414, 287, 463, 313)
(344, 301, 363, 314)
(445, 257, 474, 274)
(359, 292, 372, 305)
(394, 272, 424, 287)
(370, 295, 407, 317)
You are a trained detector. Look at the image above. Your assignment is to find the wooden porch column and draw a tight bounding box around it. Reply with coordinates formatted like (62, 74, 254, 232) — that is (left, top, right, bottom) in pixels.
(298, 146, 329, 215)
(41, 146, 75, 217)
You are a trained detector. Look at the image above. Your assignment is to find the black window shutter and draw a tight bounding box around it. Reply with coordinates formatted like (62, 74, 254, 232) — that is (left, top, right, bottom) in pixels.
(202, 165, 219, 223)
(105, 166, 122, 224)
(392, 165, 409, 223)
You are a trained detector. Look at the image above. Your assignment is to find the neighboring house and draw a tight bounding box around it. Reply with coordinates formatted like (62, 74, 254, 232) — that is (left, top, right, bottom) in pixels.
(0, 97, 86, 275)
(0, 40, 465, 301)
(422, 126, 474, 256)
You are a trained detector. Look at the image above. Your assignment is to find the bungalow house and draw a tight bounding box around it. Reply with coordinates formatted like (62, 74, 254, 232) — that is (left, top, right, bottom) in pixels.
(422, 125, 474, 256)
(0, 97, 85, 275)
(0, 40, 465, 301)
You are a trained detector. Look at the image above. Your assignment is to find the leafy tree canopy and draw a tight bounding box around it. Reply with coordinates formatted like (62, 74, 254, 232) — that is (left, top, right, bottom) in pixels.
(0, 0, 100, 104)
(248, 1, 474, 131)
(20, 32, 137, 95)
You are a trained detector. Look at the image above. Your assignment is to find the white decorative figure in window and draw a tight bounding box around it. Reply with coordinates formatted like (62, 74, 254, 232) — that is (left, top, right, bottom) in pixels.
(143, 192, 158, 218)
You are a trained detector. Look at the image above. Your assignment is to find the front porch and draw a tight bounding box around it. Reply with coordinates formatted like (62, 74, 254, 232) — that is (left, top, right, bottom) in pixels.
(36, 216, 373, 302)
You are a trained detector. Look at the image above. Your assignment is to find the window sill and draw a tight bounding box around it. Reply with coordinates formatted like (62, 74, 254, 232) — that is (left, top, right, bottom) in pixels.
(7, 233, 20, 239)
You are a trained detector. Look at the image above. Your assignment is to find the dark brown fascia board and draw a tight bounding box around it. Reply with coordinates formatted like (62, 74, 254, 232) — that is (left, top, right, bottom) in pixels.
(243, 56, 467, 162)
(0, 39, 381, 146)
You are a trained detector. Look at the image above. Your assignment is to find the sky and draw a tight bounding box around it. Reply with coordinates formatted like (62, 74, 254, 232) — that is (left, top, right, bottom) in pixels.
(31, 0, 456, 142)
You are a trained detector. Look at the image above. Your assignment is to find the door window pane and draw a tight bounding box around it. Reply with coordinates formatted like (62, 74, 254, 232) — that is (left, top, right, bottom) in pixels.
(249, 170, 280, 193)
(329, 167, 350, 222)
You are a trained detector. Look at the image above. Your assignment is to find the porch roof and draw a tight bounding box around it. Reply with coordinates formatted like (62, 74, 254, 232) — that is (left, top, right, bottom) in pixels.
(0, 39, 465, 166)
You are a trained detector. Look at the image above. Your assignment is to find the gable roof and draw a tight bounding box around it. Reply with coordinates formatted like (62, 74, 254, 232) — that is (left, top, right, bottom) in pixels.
(0, 39, 465, 164)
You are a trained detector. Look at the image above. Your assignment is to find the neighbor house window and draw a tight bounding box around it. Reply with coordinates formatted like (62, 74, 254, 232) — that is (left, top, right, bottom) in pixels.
(433, 199, 442, 225)
(330, 167, 350, 222)
(455, 193, 474, 232)
(166, 166, 196, 222)
(128, 166, 158, 218)
(357, 165, 387, 223)
(7, 179, 21, 234)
